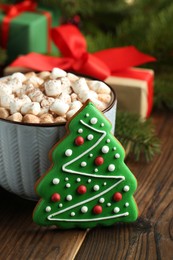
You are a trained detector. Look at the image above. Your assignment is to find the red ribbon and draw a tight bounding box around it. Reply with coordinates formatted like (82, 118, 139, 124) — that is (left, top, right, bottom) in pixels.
(10, 24, 156, 80)
(0, 0, 51, 52)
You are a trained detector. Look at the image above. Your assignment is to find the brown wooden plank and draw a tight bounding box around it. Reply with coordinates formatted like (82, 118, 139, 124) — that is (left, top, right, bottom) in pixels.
(0, 189, 88, 259)
(75, 112, 173, 260)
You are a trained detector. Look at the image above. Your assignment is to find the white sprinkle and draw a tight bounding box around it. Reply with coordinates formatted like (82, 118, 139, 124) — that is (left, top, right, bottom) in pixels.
(88, 179, 92, 183)
(93, 185, 100, 191)
(87, 134, 94, 140)
(115, 153, 120, 159)
(66, 183, 71, 188)
(78, 128, 83, 133)
(113, 147, 116, 151)
(108, 164, 115, 172)
(65, 149, 73, 157)
(81, 206, 88, 213)
(86, 113, 89, 117)
(59, 203, 63, 208)
(90, 117, 98, 124)
(45, 206, 51, 212)
(94, 168, 98, 172)
(107, 203, 111, 207)
(66, 195, 72, 201)
(76, 178, 81, 182)
(124, 185, 130, 192)
(99, 198, 105, 203)
(103, 182, 107, 186)
(113, 207, 120, 213)
(125, 202, 129, 207)
(102, 145, 109, 154)
(65, 177, 69, 181)
(81, 161, 87, 167)
(89, 154, 93, 157)
(52, 178, 60, 185)
(106, 139, 110, 143)
(101, 123, 104, 127)
(71, 212, 75, 217)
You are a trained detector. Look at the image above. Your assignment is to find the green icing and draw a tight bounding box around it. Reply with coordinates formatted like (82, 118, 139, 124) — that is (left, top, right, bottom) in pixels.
(33, 101, 138, 229)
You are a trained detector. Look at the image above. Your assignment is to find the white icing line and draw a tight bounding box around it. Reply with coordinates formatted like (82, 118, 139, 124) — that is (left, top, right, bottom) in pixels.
(48, 119, 128, 222)
(47, 177, 125, 220)
(48, 212, 129, 222)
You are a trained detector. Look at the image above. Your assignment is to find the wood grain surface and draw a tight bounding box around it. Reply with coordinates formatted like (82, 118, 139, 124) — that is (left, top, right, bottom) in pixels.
(0, 111, 173, 260)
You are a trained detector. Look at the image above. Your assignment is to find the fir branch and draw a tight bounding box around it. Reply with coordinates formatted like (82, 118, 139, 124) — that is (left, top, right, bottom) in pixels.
(154, 71, 173, 110)
(115, 111, 160, 162)
(0, 48, 7, 66)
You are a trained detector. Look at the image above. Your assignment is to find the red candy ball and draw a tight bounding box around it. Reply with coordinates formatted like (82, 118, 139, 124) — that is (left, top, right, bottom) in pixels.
(51, 193, 61, 202)
(93, 205, 102, 214)
(94, 156, 104, 166)
(75, 136, 84, 146)
(77, 185, 87, 194)
(113, 192, 122, 202)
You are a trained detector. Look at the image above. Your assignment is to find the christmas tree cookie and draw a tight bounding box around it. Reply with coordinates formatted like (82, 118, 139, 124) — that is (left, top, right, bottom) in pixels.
(33, 100, 138, 229)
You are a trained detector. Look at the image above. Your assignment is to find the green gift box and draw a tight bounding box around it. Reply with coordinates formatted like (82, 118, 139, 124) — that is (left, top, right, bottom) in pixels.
(0, 6, 51, 63)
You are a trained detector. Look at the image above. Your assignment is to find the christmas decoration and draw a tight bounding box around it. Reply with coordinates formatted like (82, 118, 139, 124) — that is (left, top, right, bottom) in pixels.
(0, 0, 52, 62)
(105, 68, 154, 118)
(33, 101, 138, 229)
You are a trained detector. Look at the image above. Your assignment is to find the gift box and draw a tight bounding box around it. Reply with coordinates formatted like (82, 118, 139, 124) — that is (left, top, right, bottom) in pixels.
(0, 1, 52, 62)
(105, 68, 154, 118)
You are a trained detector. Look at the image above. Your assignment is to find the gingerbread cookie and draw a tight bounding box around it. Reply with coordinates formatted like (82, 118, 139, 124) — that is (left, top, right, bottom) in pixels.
(33, 100, 138, 229)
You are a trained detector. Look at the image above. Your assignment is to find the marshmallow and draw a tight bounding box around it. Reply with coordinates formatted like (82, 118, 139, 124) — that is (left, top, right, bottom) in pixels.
(0, 107, 10, 119)
(61, 77, 72, 94)
(10, 98, 25, 114)
(90, 98, 107, 111)
(38, 107, 49, 116)
(66, 101, 82, 119)
(69, 100, 82, 110)
(71, 93, 78, 102)
(25, 72, 37, 79)
(44, 80, 62, 97)
(21, 102, 41, 115)
(66, 109, 79, 120)
(0, 95, 14, 109)
(67, 72, 79, 82)
(78, 90, 98, 103)
(20, 95, 32, 104)
(23, 114, 40, 124)
(59, 93, 71, 104)
(98, 93, 111, 104)
(88, 80, 111, 94)
(28, 89, 44, 103)
(72, 78, 89, 95)
(38, 71, 51, 79)
(24, 83, 36, 95)
(11, 72, 26, 82)
(40, 97, 55, 108)
(54, 116, 67, 124)
(7, 78, 23, 93)
(25, 76, 44, 87)
(7, 112, 23, 122)
(0, 83, 12, 96)
(40, 113, 54, 124)
(50, 68, 67, 79)
(50, 99, 69, 116)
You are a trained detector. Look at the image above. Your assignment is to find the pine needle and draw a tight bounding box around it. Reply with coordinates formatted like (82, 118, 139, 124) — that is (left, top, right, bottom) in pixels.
(115, 111, 161, 162)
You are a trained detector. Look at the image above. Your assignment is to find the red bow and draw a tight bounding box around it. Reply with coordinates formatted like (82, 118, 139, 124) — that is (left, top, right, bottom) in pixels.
(10, 24, 156, 80)
(0, 0, 37, 49)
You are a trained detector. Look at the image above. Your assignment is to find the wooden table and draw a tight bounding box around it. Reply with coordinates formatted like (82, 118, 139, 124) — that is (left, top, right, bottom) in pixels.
(0, 111, 173, 260)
